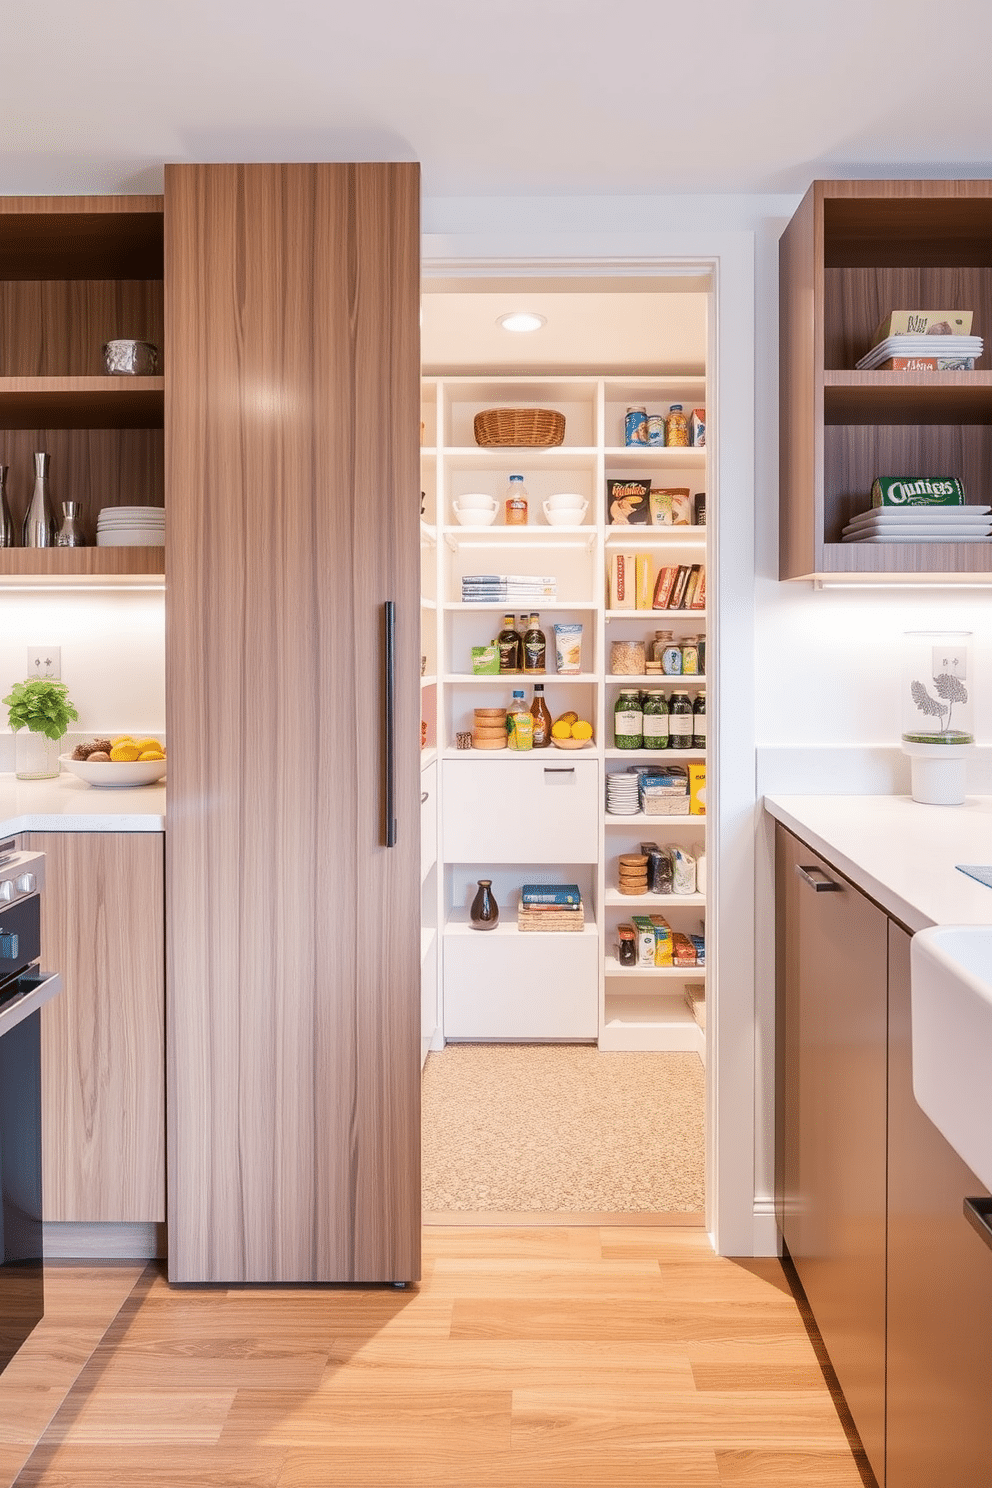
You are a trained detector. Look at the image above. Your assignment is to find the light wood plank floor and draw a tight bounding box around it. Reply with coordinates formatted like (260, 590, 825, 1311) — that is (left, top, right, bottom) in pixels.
(2, 1229, 872, 1487)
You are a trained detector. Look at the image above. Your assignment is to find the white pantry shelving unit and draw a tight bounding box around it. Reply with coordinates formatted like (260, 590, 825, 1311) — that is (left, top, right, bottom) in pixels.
(420, 373, 708, 1053)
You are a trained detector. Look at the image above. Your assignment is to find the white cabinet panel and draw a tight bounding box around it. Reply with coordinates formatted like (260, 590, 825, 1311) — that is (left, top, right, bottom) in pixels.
(444, 927, 599, 1040)
(442, 758, 599, 863)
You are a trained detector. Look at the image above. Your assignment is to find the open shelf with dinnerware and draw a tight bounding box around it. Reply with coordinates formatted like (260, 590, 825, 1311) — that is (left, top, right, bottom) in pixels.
(0, 196, 165, 580)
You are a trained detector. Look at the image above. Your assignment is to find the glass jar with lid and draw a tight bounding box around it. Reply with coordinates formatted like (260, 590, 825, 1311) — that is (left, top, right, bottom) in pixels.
(681, 635, 700, 675)
(614, 690, 643, 749)
(642, 690, 669, 750)
(668, 690, 693, 750)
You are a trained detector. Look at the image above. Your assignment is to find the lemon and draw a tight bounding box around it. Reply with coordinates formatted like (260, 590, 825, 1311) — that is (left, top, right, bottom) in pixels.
(571, 720, 593, 741)
(551, 719, 573, 740)
(110, 743, 140, 762)
(134, 737, 161, 754)
(110, 734, 135, 746)
(138, 750, 165, 761)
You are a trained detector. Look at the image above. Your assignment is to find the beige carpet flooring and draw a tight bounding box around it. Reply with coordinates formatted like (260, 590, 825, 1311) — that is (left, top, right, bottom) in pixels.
(422, 1043, 705, 1214)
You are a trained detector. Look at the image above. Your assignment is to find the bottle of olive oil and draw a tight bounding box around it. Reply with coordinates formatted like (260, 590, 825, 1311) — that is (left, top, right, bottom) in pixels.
(523, 612, 547, 673)
(497, 613, 522, 674)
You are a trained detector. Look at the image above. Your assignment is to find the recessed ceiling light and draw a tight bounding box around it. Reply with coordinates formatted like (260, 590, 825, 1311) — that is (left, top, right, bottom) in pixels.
(497, 312, 546, 333)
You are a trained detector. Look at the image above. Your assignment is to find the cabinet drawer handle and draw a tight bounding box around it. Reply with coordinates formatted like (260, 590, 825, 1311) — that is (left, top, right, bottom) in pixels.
(796, 864, 842, 892)
(421, 791, 429, 804)
(964, 1197, 992, 1252)
(543, 767, 575, 775)
(383, 600, 397, 848)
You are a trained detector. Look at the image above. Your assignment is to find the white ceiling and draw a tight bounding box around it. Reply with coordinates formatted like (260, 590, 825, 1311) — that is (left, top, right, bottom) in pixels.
(6, 0, 992, 198)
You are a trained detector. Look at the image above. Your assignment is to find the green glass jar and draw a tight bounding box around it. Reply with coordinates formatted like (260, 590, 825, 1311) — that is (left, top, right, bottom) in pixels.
(642, 689, 669, 750)
(669, 689, 694, 751)
(614, 689, 643, 750)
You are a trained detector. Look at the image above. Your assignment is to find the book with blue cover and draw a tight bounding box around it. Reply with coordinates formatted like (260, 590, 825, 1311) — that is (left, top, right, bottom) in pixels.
(520, 883, 582, 905)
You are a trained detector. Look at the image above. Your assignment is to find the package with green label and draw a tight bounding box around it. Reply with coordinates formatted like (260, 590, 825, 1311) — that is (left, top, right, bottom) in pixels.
(471, 643, 500, 675)
(871, 476, 966, 508)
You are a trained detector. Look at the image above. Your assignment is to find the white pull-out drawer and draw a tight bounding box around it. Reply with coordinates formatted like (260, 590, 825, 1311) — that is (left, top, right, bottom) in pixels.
(443, 926, 598, 1040)
(442, 757, 599, 863)
(420, 761, 438, 880)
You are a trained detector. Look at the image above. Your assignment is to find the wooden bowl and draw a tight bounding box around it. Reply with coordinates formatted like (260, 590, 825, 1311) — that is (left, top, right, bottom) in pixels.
(551, 736, 592, 750)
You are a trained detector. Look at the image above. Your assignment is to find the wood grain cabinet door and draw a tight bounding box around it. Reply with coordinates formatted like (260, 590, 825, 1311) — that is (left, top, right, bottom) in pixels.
(775, 825, 887, 1483)
(165, 163, 421, 1284)
(886, 922, 992, 1486)
(29, 831, 165, 1223)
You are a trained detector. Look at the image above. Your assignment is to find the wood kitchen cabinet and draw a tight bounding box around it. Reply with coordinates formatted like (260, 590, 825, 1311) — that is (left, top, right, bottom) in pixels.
(165, 163, 421, 1284)
(28, 831, 164, 1223)
(779, 180, 992, 582)
(775, 824, 887, 1483)
(886, 922, 992, 1488)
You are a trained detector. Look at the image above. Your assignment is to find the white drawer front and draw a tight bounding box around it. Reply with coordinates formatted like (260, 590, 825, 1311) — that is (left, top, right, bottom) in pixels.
(443, 930, 599, 1040)
(442, 758, 599, 863)
(420, 761, 437, 880)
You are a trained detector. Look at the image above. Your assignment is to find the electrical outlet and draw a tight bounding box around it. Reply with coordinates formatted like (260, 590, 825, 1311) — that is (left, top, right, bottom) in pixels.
(27, 646, 61, 680)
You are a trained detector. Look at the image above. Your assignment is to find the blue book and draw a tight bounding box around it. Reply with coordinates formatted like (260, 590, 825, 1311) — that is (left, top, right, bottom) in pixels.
(520, 883, 582, 906)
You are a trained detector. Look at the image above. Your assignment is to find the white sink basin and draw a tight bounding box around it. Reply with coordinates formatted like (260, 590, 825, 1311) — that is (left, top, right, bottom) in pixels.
(911, 925, 992, 1190)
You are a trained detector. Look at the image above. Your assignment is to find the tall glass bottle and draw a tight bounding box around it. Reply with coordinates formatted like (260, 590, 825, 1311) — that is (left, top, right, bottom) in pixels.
(497, 613, 522, 674)
(0, 465, 12, 547)
(22, 451, 55, 547)
(530, 682, 552, 747)
(523, 612, 547, 673)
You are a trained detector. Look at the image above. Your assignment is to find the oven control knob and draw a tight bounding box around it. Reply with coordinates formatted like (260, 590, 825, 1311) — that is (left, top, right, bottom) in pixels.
(14, 873, 35, 895)
(0, 881, 12, 902)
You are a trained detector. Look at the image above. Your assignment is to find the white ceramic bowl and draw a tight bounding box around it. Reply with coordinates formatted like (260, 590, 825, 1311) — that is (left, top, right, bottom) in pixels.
(60, 753, 167, 787)
(545, 492, 586, 509)
(454, 492, 498, 510)
(543, 500, 588, 526)
(454, 506, 498, 527)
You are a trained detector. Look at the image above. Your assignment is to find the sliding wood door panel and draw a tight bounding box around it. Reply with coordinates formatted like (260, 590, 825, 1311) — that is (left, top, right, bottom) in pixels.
(165, 162, 421, 1283)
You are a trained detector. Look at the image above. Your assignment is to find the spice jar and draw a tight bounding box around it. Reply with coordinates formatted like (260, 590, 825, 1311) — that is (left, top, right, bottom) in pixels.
(681, 635, 700, 675)
(611, 639, 646, 676)
(618, 924, 637, 967)
(614, 689, 643, 749)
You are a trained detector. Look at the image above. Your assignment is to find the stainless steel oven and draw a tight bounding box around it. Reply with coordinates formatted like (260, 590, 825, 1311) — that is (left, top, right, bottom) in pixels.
(0, 844, 61, 1373)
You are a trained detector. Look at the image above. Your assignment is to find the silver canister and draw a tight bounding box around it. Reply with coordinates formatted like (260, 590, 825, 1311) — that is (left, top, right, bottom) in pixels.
(102, 339, 159, 375)
(22, 452, 55, 547)
(56, 501, 85, 547)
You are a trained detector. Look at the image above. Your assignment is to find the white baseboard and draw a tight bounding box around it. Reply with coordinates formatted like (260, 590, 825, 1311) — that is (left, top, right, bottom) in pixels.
(752, 1196, 780, 1257)
(44, 1222, 165, 1260)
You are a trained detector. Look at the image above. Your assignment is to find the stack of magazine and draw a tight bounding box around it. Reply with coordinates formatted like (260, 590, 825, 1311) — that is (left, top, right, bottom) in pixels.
(461, 574, 557, 603)
(856, 310, 982, 371)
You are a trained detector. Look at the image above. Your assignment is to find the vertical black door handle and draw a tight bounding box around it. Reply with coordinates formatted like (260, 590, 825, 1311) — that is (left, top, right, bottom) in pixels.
(384, 601, 397, 847)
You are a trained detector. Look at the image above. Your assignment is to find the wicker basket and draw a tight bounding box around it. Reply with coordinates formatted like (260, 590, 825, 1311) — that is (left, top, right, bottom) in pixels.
(474, 407, 566, 448)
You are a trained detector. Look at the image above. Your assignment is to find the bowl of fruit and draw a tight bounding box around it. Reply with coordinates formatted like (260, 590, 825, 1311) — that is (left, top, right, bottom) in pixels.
(60, 735, 167, 787)
(550, 711, 594, 750)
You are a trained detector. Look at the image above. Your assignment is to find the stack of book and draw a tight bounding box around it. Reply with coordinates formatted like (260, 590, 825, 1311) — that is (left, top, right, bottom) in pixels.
(517, 882, 585, 932)
(653, 562, 705, 611)
(461, 574, 557, 604)
(856, 310, 982, 371)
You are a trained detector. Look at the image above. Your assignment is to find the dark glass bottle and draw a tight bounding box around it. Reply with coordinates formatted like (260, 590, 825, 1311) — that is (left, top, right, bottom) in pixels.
(497, 613, 522, 674)
(523, 612, 547, 673)
(693, 692, 707, 750)
(470, 879, 499, 930)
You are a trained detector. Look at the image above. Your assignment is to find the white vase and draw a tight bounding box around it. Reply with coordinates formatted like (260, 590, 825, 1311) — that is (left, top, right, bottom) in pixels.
(15, 730, 62, 780)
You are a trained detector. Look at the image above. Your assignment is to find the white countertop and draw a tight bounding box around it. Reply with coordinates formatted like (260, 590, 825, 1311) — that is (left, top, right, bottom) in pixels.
(0, 772, 165, 833)
(764, 794, 992, 934)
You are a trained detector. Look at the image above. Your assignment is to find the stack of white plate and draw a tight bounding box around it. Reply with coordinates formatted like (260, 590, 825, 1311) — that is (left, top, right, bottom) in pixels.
(96, 506, 166, 546)
(842, 506, 992, 543)
(606, 771, 641, 815)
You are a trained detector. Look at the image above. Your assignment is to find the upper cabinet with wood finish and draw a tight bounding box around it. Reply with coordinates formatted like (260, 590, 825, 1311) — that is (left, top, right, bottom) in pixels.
(165, 163, 422, 1285)
(0, 196, 165, 578)
(779, 180, 992, 582)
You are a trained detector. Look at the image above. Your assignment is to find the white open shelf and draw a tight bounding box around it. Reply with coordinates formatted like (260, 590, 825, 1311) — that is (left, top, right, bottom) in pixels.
(604, 956, 705, 979)
(600, 992, 705, 1054)
(605, 812, 705, 826)
(445, 910, 598, 937)
(604, 891, 705, 909)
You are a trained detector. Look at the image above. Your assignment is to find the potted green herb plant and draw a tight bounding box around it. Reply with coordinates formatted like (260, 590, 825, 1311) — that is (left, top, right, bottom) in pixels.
(3, 677, 79, 780)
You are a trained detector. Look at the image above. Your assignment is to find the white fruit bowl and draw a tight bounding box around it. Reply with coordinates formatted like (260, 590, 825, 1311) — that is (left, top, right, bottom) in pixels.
(60, 753, 167, 787)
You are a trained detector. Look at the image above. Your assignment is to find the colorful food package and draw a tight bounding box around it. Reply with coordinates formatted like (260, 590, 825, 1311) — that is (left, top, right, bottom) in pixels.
(690, 408, 706, 447)
(608, 478, 651, 525)
(689, 761, 706, 815)
(552, 623, 583, 674)
(471, 643, 500, 675)
(672, 931, 697, 966)
(631, 915, 658, 967)
(649, 486, 690, 526)
(671, 491, 692, 525)
(609, 551, 637, 609)
(635, 553, 654, 609)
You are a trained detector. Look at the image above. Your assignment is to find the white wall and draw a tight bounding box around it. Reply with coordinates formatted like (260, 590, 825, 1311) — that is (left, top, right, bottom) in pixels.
(0, 589, 165, 767)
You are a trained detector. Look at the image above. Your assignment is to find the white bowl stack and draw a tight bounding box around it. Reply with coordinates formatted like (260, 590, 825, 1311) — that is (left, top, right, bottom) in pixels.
(96, 506, 166, 546)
